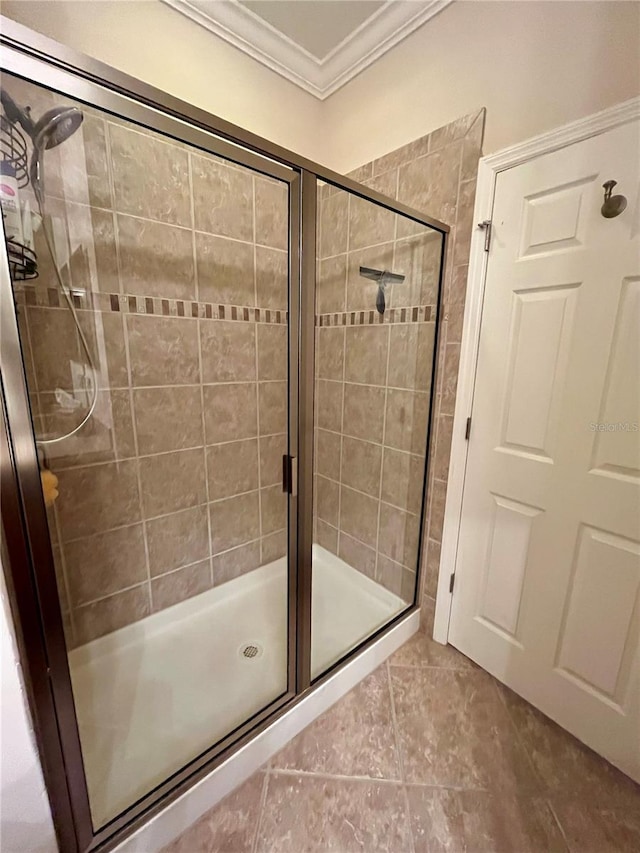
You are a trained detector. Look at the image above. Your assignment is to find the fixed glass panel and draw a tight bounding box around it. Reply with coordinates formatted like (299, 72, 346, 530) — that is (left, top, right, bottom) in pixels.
(312, 181, 443, 678)
(1, 73, 292, 828)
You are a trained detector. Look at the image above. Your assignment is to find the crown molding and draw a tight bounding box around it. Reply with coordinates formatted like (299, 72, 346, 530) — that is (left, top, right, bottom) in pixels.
(161, 0, 452, 99)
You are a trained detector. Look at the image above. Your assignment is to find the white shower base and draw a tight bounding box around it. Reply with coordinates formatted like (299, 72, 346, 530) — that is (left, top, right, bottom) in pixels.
(68, 545, 406, 827)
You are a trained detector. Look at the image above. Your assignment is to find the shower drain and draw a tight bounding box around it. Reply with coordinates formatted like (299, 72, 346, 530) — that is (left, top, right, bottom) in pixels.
(239, 642, 264, 660)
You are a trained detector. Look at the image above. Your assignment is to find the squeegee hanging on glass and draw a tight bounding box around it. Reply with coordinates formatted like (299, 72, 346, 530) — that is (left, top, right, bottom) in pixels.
(359, 266, 405, 315)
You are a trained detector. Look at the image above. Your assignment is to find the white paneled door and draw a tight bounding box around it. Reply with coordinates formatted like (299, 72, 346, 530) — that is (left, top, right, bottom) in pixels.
(449, 120, 640, 781)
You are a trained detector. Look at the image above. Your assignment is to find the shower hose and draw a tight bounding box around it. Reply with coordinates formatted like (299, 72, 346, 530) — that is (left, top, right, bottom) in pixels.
(31, 154, 98, 448)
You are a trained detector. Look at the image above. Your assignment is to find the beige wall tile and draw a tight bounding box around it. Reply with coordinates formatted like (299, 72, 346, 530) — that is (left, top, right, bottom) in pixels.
(133, 386, 203, 454)
(378, 503, 420, 568)
(257, 324, 287, 381)
(207, 439, 259, 500)
(440, 343, 460, 416)
(387, 324, 435, 392)
(27, 306, 82, 392)
(261, 529, 287, 563)
(316, 520, 338, 554)
(393, 232, 443, 307)
(255, 177, 288, 250)
(341, 437, 382, 498)
(340, 486, 378, 549)
(343, 383, 385, 443)
(74, 584, 150, 644)
(319, 191, 349, 258)
(433, 415, 454, 481)
(195, 233, 255, 306)
(349, 193, 396, 250)
(258, 381, 287, 435)
(151, 560, 211, 611)
(397, 144, 462, 230)
(79, 312, 129, 390)
(447, 265, 469, 344)
(256, 247, 288, 311)
(384, 389, 429, 453)
(68, 205, 119, 294)
(316, 475, 339, 527)
(317, 326, 345, 381)
(453, 179, 477, 267)
(44, 388, 136, 469)
(139, 447, 206, 518)
(316, 380, 343, 433)
(56, 460, 140, 540)
(127, 315, 200, 386)
(338, 532, 376, 579)
(377, 554, 415, 602)
(192, 154, 253, 240)
(372, 136, 430, 177)
(316, 429, 341, 481)
(260, 484, 287, 536)
(210, 491, 260, 554)
(200, 321, 256, 383)
(317, 255, 347, 314)
(345, 326, 389, 386)
(203, 383, 257, 444)
(381, 448, 425, 514)
(212, 541, 261, 585)
(118, 215, 195, 300)
(428, 478, 447, 542)
(109, 124, 190, 226)
(260, 433, 287, 487)
(146, 505, 209, 577)
(64, 524, 147, 606)
(423, 538, 441, 599)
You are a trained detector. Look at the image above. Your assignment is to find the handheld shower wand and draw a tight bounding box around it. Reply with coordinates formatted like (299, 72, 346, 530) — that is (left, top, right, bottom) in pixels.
(2, 90, 97, 447)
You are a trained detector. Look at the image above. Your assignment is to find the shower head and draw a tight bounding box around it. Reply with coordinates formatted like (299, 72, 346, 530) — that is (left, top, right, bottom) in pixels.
(32, 107, 83, 152)
(1, 91, 83, 198)
(359, 266, 405, 315)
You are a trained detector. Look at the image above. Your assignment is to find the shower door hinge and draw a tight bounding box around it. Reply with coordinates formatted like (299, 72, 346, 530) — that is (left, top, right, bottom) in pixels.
(478, 220, 492, 252)
(465, 417, 472, 440)
(449, 573, 455, 594)
(282, 455, 297, 496)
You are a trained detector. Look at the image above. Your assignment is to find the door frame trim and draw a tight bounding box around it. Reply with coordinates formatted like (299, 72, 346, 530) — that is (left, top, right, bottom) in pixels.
(433, 95, 640, 643)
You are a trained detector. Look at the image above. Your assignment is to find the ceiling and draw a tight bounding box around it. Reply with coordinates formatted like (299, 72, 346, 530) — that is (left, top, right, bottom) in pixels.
(161, 0, 452, 99)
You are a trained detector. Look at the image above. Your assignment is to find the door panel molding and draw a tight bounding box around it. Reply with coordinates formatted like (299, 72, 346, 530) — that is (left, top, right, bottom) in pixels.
(434, 96, 640, 643)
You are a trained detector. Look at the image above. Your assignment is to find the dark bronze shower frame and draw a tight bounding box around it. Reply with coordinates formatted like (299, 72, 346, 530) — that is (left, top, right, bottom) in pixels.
(0, 15, 448, 853)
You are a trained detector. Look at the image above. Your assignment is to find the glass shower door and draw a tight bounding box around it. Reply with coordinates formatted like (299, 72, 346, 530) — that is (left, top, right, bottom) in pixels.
(1, 71, 295, 828)
(312, 181, 444, 678)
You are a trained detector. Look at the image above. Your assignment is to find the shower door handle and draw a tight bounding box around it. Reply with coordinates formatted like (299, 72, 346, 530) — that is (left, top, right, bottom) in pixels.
(282, 455, 298, 496)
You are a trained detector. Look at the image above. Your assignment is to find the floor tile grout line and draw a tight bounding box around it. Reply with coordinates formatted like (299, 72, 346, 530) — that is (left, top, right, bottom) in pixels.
(386, 660, 417, 853)
(251, 766, 272, 853)
(544, 796, 572, 852)
(490, 677, 549, 795)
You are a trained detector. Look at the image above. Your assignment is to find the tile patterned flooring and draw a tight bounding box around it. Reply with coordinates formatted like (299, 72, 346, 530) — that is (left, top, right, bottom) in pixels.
(163, 605, 640, 852)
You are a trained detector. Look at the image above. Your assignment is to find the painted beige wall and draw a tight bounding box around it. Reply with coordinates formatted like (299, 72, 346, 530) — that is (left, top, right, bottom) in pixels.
(324, 0, 640, 172)
(1, 0, 325, 162)
(3, 2, 639, 173)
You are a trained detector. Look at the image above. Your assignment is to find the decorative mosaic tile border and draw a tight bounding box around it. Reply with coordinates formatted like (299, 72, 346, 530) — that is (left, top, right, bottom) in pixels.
(14, 284, 434, 327)
(14, 284, 288, 324)
(317, 305, 434, 326)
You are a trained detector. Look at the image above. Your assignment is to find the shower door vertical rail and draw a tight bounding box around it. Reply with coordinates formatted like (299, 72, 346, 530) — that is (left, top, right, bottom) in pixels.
(295, 171, 318, 691)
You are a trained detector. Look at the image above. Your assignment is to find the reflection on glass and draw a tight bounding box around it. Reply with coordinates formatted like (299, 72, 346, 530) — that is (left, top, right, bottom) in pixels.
(2, 73, 291, 827)
(311, 182, 442, 678)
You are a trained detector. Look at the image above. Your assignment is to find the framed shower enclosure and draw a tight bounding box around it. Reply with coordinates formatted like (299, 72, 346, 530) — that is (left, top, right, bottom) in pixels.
(0, 17, 448, 853)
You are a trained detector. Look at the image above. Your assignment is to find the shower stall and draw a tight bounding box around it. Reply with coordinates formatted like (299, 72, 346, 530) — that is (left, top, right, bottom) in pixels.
(0, 19, 446, 853)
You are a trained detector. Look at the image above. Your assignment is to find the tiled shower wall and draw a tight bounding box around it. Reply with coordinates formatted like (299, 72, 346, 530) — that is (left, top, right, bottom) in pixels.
(314, 184, 442, 602)
(354, 110, 485, 610)
(7, 78, 290, 648)
(314, 110, 485, 607)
